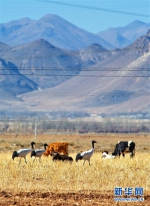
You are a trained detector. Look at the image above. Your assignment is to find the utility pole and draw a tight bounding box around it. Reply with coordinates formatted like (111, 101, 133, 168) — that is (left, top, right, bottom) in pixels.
(34, 119, 37, 140)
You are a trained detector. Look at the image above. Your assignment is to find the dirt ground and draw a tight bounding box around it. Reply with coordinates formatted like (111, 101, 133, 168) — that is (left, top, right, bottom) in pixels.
(0, 191, 149, 206)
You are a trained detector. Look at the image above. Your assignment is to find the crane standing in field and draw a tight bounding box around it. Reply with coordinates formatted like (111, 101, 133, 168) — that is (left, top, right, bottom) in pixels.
(31, 143, 48, 162)
(12, 142, 36, 164)
(76, 140, 97, 165)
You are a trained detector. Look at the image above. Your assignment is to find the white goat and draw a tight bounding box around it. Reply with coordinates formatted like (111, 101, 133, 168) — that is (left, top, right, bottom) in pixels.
(102, 151, 115, 159)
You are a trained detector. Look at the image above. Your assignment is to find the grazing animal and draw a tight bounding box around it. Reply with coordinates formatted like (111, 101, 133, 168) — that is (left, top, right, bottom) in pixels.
(31, 143, 48, 162)
(102, 151, 115, 159)
(112, 141, 135, 158)
(12, 142, 36, 164)
(52, 152, 73, 162)
(76, 140, 97, 165)
(44, 142, 69, 156)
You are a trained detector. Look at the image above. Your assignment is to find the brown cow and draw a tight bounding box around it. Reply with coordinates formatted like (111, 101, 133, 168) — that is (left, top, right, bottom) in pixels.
(43, 142, 69, 156)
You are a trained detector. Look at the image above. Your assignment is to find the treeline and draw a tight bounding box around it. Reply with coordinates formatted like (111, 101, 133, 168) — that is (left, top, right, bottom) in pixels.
(0, 118, 149, 134)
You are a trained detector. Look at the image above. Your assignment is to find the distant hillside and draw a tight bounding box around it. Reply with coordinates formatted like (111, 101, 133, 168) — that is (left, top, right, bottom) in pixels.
(17, 30, 150, 115)
(1, 15, 149, 50)
(0, 14, 113, 50)
(0, 39, 112, 91)
(0, 27, 150, 115)
(97, 20, 150, 48)
(0, 58, 38, 98)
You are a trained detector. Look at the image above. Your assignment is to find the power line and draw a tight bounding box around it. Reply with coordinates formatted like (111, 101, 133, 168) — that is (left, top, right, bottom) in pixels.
(0, 75, 149, 77)
(35, 0, 150, 17)
(0, 67, 150, 71)
(0, 74, 149, 77)
(0, 92, 149, 96)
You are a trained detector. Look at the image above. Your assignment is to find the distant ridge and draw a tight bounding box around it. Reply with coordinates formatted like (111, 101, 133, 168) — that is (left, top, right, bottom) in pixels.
(0, 14, 113, 50)
(97, 20, 150, 48)
(0, 30, 149, 114)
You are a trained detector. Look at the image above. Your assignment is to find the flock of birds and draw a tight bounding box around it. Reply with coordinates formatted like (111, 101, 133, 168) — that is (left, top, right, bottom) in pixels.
(12, 142, 48, 164)
(12, 140, 115, 165)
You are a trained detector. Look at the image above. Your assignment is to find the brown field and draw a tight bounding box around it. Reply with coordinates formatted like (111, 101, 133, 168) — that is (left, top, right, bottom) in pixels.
(0, 133, 150, 206)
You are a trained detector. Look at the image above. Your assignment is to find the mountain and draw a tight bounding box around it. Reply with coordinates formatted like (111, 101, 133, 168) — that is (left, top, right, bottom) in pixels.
(0, 39, 82, 89)
(0, 26, 150, 115)
(16, 30, 150, 115)
(1, 15, 149, 51)
(97, 20, 150, 48)
(117, 20, 150, 42)
(79, 44, 112, 65)
(0, 14, 113, 50)
(0, 17, 35, 44)
(97, 28, 131, 49)
(0, 58, 38, 98)
(0, 40, 112, 90)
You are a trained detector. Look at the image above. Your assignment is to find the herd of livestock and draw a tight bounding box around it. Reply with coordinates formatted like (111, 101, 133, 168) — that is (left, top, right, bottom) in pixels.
(12, 140, 136, 165)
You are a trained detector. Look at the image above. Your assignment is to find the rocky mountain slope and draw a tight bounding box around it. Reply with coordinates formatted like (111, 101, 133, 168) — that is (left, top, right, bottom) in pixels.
(0, 14, 113, 50)
(97, 20, 150, 48)
(0, 40, 112, 90)
(0, 22, 149, 115)
(1, 15, 149, 50)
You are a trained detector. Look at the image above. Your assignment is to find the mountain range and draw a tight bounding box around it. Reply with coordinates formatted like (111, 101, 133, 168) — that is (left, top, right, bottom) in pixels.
(97, 20, 150, 49)
(0, 14, 150, 116)
(0, 14, 113, 50)
(0, 14, 149, 50)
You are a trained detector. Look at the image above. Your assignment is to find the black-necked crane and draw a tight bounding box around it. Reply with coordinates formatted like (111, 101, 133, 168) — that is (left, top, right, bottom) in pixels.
(76, 140, 97, 165)
(12, 142, 36, 164)
(31, 143, 48, 162)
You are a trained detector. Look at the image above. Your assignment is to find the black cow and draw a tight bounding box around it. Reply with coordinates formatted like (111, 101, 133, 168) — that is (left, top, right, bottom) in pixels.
(52, 152, 73, 162)
(112, 141, 135, 158)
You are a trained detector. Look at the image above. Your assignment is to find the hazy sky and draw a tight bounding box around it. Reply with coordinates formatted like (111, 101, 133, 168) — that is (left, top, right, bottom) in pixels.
(0, 0, 149, 33)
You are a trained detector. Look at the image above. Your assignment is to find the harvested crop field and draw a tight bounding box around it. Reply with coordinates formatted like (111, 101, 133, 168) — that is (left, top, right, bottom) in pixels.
(0, 133, 150, 205)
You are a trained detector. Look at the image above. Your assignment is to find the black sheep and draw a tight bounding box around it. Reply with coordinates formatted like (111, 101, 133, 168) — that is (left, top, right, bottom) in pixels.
(52, 152, 73, 162)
